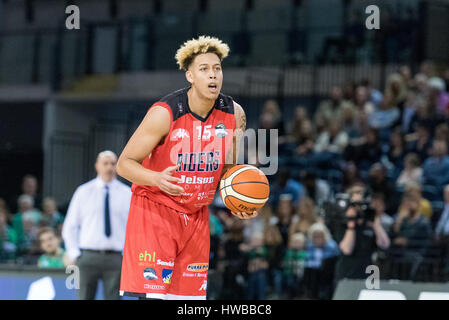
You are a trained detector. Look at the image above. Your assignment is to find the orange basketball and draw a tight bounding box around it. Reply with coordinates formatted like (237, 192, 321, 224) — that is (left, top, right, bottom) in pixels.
(219, 164, 270, 214)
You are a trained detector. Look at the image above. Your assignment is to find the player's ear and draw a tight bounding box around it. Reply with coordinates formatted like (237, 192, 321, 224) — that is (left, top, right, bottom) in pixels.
(185, 70, 193, 84)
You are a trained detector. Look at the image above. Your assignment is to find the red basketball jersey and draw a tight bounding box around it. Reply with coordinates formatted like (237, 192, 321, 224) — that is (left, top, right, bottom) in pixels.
(131, 87, 236, 213)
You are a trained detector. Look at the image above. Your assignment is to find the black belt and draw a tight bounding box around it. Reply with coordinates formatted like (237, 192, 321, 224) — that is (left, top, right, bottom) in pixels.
(81, 249, 122, 255)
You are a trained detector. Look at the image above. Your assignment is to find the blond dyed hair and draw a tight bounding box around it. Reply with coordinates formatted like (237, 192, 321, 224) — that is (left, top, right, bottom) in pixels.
(175, 35, 230, 71)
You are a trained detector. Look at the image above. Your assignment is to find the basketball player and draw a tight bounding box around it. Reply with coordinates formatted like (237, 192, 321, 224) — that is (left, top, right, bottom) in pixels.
(117, 36, 258, 300)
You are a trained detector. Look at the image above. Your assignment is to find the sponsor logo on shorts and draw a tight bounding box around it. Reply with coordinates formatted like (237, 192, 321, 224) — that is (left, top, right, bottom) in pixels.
(143, 267, 158, 280)
(199, 280, 207, 291)
(138, 250, 157, 267)
(144, 284, 165, 290)
(186, 263, 209, 272)
(162, 269, 173, 284)
(157, 259, 174, 267)
(182, 272, 207, 278)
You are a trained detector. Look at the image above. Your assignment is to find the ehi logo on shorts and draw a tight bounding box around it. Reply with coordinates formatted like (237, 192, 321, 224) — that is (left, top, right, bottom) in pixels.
(138, 250, 157, 267)
(186, 263, 209, 272)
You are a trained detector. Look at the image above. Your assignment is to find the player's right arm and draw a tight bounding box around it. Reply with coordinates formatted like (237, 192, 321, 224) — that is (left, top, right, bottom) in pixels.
(116, 105, 184, 196)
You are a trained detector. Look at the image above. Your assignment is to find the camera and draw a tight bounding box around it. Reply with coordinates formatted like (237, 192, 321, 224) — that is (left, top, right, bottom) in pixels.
(322, 192, 376, 229)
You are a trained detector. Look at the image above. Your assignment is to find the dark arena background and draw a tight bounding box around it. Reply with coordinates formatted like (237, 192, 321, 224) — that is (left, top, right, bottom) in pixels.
(1, 0, 449, 301)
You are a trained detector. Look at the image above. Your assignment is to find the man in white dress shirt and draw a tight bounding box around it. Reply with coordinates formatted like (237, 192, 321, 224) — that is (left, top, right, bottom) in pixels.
(62, 150, 132, 300)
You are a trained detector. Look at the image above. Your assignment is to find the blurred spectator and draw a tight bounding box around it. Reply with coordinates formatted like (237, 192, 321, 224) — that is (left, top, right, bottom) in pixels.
(282, 232, 307, 299)
(221, 219, 246, 299)
(285, 106, 309, 144)
(314, 85, 356, 126)
(272, 194, 295, 248)
(400, 182, 433, 220)
(289, 197, 322, 236)
(401, 89, 418, 134)
(405, 121, 433, 162)
(391, 193, 432, 280)
(384, 73, 407, 110)
(37, 227, 65, 268)
(435, 185, 449, 278)
(368, 163, 397, 215)
(399, 65, 413, 89)
(368, 94, 400, 130)
(314, 120, 348, 154)
(270, 170, 304, 208)
(41, 197, 64, 236)
(427, 77, 449, 116)
(303, 223, 339, 299)
(306, 223, 339, 269)
(387, 127, 406, 170)
(294, 119, 315, 156)
(259, 99, 285, 136)
(12, 194, 42, 258)
(341, 162, 361, 191)
(0, 209, 18, 262)
(371, 193, 394, 234)
(434, 123, 449, 148)
(10, 175, 42, 213)
(354, 85, 375, 116)
(0, 198, 12, 224)
(244, 232, 269, 300)
(301, 171, 331, 208)
(422, 140, 449, 188)
(344, 127, 382, 171)
(360, 78, 383, 109)
(264, 224, 284, 299)
(396, 153, 423, 187)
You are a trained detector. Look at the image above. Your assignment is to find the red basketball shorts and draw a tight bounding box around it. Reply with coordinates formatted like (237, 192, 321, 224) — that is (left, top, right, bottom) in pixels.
(119, 194, 210, 300)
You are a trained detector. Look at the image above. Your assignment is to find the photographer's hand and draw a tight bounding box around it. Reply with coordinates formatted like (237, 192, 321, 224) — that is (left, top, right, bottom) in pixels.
(339, 207, 357, 255)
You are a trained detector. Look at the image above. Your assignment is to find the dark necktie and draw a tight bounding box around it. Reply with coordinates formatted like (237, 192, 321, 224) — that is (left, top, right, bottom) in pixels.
(104, 185, 111, 237)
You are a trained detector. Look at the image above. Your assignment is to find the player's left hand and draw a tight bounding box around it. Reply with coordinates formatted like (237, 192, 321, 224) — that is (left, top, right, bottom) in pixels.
(231, 210, 259, 220)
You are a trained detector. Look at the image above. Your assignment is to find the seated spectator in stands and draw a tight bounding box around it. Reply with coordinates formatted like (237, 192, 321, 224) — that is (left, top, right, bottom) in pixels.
(314, 120, 348, 154)
(41, 197, 64, 236)
(314, 85, 356, 126)
(344, 127, 382, 171)
(371, 193, 394, 234)
(244, 232, 269, 300)
(284, 106, 309, 145)
(368, 163, 397, 215)
(272, 194, 295, 248)
(435, 185, 449, 278)
(384, 72, 407, 110)
(10, 175, 42, 214)
(399, 182, 433, 220)
(259, 99, 285, 136)
(0, 198, 11, 222)
(427, 77, 449, 116)
(37, 227, 65, 268)
(368, 94, 400, 130)
(422, 140, 449, 188)
(360, 78, 383, 109)
(387, 127, 407, 170)
(294, 119, 315, 156)
(270, 170, 304, 208)
(399, 65, 413, 89)
(282, 232, 307, 299)
(303, 223, 340, 300)
(19, 210, 42, 260)
(401, 89, 418, 134)
(12, 195, 42, 255)
(264, 224, 284, 299)
(289, 197, 322, 236)
(391, 194, 432, 279)
(354, 85, 375, 116)
(341, 162, 361, 191)
(301, 171, 331, 208)
(405, 121, 433, 162)
(306, 223, 339, 269)
(434, 123, 449, 149)
(0, 209, 18, 262)
(396, 153, 423, 188)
